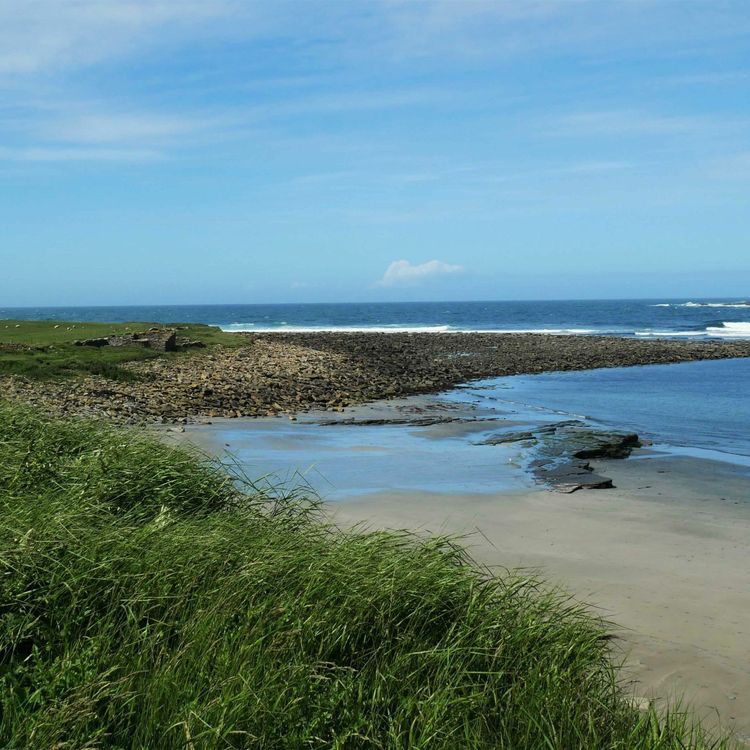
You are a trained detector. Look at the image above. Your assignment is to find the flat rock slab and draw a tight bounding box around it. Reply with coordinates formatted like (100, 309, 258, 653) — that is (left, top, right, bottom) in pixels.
(315, 415, 500, 427)
(479, 422, 641, 492)
(537, 461, 615, 493)
(317, 415, 465, 427)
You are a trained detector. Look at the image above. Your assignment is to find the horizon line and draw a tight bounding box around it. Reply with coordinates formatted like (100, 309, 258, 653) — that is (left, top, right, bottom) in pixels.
(2, 295, 749, 309)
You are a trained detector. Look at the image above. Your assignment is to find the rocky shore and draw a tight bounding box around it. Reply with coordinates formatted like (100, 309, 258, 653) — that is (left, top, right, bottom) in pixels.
(4, 331, 750, 422)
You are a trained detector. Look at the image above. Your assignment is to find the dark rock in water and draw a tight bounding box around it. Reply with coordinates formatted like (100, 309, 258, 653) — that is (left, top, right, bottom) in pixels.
(478, 420, 585, 446)
(484, 421, 641, 492)
(479, 430, 537, 445)
(541, 460, 615, 493)
(571, 432, 640, 459)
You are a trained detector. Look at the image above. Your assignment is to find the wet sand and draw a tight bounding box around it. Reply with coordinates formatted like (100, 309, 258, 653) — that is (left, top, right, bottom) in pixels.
(333, 455, 750, 743)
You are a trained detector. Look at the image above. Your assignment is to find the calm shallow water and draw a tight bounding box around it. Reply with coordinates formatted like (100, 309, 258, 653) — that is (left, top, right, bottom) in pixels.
(187, 415, 529, 500)
(183, 359, 750, 499)
(466, 358, 750, 460)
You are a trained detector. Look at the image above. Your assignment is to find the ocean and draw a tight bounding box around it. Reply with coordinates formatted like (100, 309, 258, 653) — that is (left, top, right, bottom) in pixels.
(3, 298, 750, 338)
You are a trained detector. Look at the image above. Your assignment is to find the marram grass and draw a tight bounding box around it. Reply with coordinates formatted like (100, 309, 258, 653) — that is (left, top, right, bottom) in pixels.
(0, 403, 733, 748)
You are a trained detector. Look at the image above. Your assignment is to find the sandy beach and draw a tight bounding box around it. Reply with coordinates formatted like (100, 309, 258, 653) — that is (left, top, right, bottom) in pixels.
(333, 455, 750, 743)
(170, 368, 750, 744)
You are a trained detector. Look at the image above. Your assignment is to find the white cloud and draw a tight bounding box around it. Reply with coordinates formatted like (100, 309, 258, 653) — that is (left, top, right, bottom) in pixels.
(377, 259, 464, 287)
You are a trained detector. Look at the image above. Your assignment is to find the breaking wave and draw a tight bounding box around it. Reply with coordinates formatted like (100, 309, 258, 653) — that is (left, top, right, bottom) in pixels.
(635, 322, 750, 339)
(219, 324, 455, 333)
(219, 324, 601, 334)
(651, 301, 750, 308)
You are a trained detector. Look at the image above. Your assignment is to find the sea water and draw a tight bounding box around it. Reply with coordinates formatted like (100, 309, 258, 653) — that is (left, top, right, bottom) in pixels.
(455, 358, 750, 462)
(3, 298, 750, 338)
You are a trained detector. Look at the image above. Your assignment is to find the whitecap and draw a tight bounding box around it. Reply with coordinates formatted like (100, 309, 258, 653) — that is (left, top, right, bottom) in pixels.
(464, 328, 599, 335)
(706, 322, 750, 337)
(636, 321, 750, 339)
(635, 330, 703, 337)
(650, 301, 750, 308)
(219, 324, 455, 333)
(217, 325, 604, 335)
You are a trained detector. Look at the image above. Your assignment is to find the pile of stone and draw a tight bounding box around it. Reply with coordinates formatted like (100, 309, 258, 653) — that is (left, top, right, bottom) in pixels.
(5, 332, 750, 423)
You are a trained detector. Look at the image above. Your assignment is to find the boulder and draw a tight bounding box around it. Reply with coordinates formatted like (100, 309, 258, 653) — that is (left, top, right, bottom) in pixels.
(74, 337, 109, 348)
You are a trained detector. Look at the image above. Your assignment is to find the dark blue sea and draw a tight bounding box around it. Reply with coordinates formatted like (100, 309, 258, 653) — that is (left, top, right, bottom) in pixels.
(3, 299, 750, 463)
(3, 298, 750, 338)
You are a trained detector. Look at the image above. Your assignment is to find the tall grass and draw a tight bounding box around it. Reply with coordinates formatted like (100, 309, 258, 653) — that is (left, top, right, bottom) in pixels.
(0, 403, 732, 748)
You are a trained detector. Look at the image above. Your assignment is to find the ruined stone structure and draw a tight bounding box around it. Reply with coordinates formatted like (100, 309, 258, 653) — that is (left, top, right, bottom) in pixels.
(75, 328, 177, 352)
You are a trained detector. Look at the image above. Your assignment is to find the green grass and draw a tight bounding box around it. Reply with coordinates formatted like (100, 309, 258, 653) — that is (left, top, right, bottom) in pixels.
(0, 402, 733, 749)
(0, 319, 242, 381)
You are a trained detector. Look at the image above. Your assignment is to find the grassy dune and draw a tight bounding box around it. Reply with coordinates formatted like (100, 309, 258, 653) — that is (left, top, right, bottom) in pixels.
(0, 403, 731, 748)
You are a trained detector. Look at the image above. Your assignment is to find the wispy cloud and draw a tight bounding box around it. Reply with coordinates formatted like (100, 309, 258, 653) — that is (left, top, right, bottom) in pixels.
(1, 0, 748, 200)
(547, 109, 749, 138)
(375, 0, 750, 65)
(48, 111, 218, 145)
(482, 160, 634, 184)
(651, 69, 750, 88)
(377, 259, 464, 287)
(255, 88, 457, 119)
(552, 110, 698, 136)
(706, 151, 750, 181)
(1, 84, 453, 160)
(0, 145, 161, 162)
(0, 1, 238, 75)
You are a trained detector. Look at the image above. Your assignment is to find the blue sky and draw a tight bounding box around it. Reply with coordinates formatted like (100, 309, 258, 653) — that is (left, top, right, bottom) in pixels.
(1, 0, 749, 305)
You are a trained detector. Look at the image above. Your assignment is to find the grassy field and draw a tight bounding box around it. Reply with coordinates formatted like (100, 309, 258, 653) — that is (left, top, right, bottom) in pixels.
(0, 402, 732, 749)
(0, 319, 240, 381)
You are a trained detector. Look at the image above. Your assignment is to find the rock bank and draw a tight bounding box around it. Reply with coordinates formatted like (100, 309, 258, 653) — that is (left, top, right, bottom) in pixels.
(4, 332, 750, 423)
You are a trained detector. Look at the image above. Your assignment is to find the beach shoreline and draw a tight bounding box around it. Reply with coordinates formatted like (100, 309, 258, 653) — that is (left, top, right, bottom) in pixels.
(167, 369, 750, 745)
(332, 454, 750, 743)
